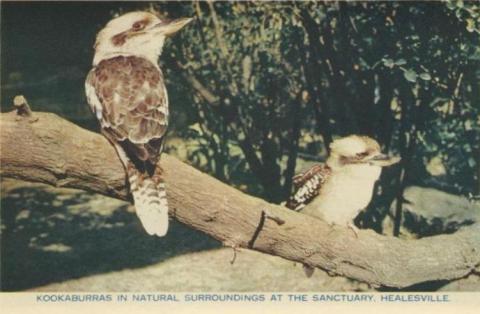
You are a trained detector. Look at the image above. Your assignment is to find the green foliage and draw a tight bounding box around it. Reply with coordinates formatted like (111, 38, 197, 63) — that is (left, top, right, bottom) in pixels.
(154, 1, 479, 202)
(3, 1, 476, 204)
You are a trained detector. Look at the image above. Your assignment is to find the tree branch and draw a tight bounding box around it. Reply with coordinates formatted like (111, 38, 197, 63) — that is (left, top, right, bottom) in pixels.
(1, 107, 479, 289)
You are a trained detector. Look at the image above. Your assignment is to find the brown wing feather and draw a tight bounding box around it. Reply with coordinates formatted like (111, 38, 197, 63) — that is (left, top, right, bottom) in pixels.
(86, 56, 167, 168)
(286, 164, 331, 211)
(292, 164, 326, 188)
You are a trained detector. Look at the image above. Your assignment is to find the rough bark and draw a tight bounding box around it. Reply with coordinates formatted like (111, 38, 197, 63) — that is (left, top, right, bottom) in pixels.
(1, 108, 479, 289)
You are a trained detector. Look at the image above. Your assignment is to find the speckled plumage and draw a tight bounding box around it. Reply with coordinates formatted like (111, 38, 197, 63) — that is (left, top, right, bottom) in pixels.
(286, 135, 399, 228)
(86, 55, 168, 167)
(85, 11, 192, 237)
(286, 164, 332, 211)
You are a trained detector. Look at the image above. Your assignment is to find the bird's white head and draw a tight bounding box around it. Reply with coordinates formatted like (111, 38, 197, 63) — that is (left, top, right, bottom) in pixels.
(327, 135, 400, 171)
(93, 11, 192, 66)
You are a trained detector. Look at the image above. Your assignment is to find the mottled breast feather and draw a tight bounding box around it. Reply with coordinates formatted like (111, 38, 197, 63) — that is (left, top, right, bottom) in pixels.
(85, 56, 168, 168)
(286, 164, 332, 211)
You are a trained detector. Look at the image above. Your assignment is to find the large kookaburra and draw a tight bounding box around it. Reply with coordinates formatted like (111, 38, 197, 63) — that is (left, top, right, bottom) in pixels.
(286, 135, 400, 233)
(85, 12, 192, 236)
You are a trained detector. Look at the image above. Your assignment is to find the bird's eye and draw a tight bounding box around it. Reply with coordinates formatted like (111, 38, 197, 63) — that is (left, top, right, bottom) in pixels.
(356, 151, 369, 158)
(132, 21, 146, 31)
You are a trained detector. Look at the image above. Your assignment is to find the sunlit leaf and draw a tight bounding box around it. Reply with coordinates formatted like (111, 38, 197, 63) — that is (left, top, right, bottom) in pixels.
(382, 58, 395, 68)
(403, 69, 418, 82)
(419, 73, 432, 80)
(466, 18, 475, 32)
(468, 158, 476, 168)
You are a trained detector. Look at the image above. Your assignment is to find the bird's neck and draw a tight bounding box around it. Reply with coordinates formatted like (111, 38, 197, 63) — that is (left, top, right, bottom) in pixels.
(93, 44, 163, 68)
(94, 52, 161, 68)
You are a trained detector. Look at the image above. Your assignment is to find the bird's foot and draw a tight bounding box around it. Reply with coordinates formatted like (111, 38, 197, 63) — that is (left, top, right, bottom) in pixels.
(347, 222, 359, 238)
(303, 264, 315, 278)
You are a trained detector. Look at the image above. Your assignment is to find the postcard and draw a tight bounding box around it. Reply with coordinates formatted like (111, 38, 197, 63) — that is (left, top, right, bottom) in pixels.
(1, 1, 479, 313)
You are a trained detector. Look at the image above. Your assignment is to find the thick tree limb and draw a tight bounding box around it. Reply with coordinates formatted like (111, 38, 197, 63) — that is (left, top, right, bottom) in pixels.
(1, 108, 479, 289)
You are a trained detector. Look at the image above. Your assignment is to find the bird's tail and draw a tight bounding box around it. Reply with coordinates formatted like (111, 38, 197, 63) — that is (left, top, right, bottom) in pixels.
(127, 163, 169, 237)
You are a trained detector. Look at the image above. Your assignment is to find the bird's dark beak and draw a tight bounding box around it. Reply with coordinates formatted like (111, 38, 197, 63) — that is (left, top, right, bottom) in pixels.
(153, 17, 193, 36)
(368, 154, 401, 167)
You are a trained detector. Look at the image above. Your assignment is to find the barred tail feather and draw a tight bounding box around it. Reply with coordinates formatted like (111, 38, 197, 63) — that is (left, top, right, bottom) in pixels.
(128, 166, 169, 237)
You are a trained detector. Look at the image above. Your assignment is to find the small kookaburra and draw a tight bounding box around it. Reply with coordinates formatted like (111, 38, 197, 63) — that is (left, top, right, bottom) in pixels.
(85, 12, 192, 236)
(286, 135, 400, 233)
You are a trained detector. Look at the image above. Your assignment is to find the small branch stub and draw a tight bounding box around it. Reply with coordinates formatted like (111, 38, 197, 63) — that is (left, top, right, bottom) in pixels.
(264, 209, 286, 225)
(13, 95, 33, 117)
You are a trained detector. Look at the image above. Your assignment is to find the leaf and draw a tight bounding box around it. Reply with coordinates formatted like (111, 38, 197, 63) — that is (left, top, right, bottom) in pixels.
(403, 69, 418, 83)
(456, 8, 463, 19)
(468, 158, 476, 168)
(395, 59, 407, 66)
(446, 1, 456, 10)
(383, 58, 395, 68)
(419, 73, 432, 81)
(466, 19, 475, 33)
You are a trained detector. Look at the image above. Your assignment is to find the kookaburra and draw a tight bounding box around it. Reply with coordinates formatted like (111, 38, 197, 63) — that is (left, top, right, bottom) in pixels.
(85, 12, 192, 236)
(286, 135, 400, 234)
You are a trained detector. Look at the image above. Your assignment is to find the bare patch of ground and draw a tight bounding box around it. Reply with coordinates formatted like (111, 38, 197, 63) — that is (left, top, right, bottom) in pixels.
(30, 248, 371, 292)
(0, 179, 218, 290)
